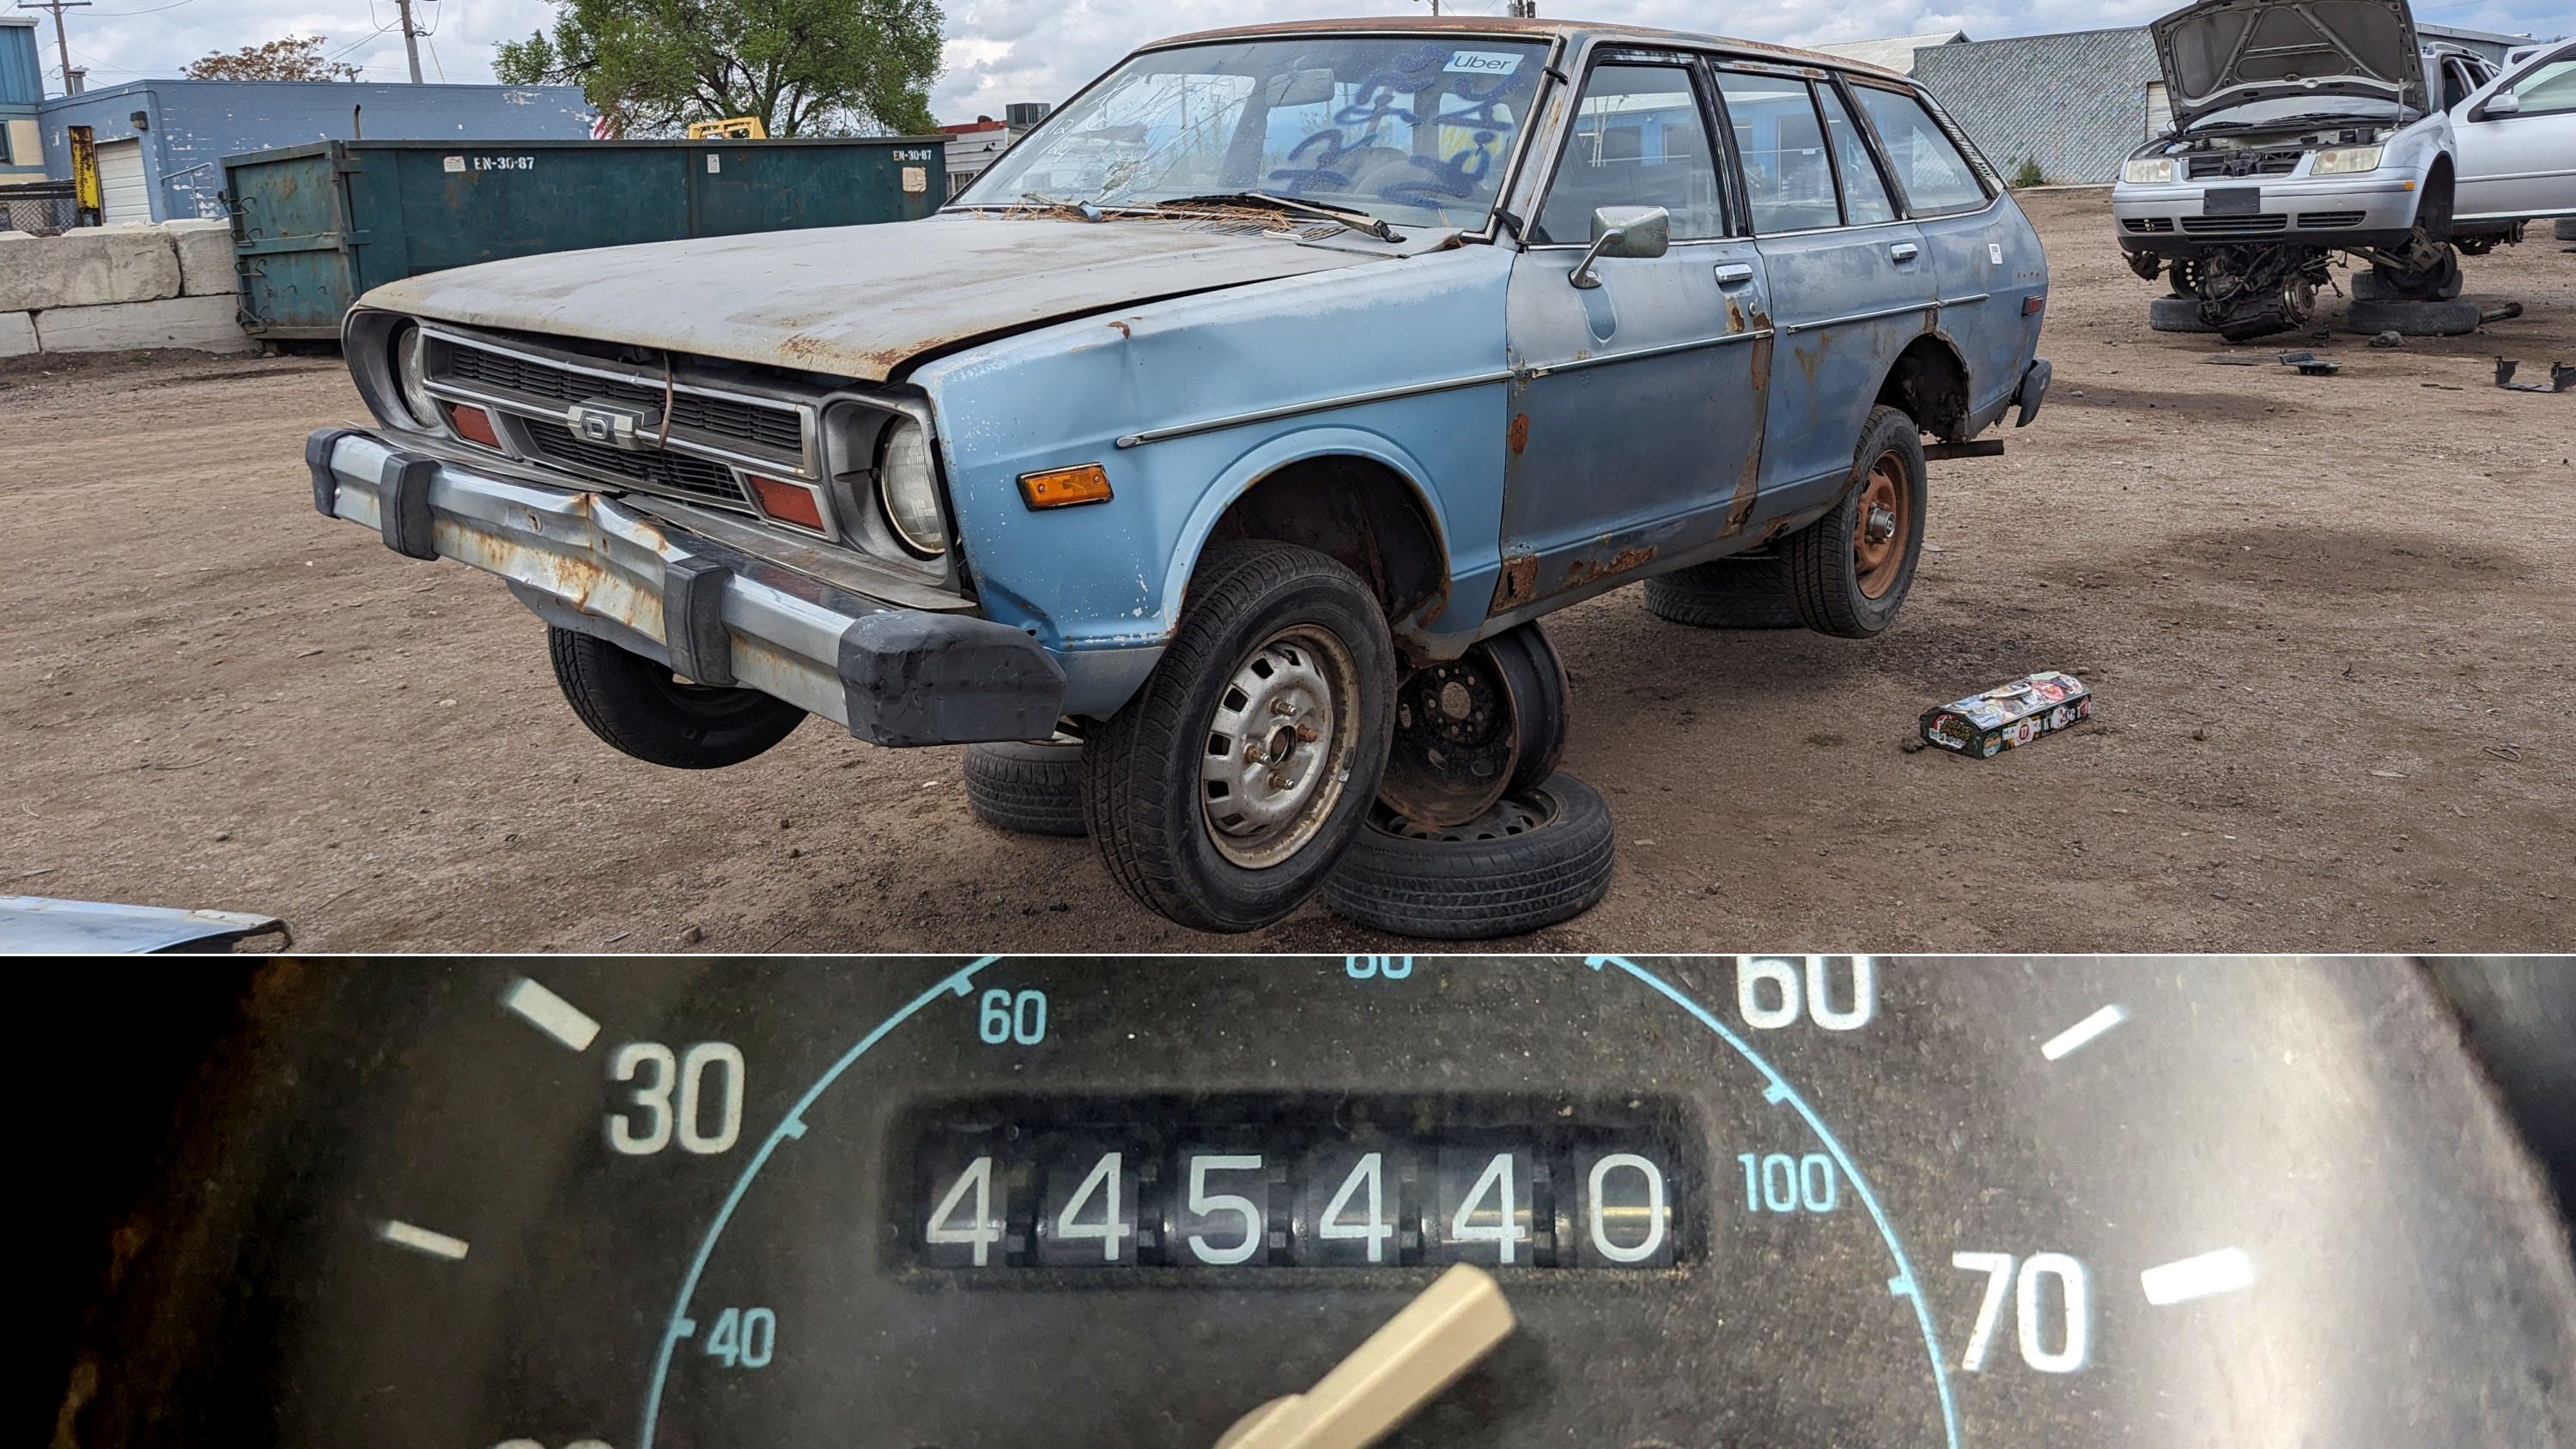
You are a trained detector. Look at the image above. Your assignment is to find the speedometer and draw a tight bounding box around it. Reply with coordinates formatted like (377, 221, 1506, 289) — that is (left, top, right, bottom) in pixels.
(63, 957, 2576, 1448)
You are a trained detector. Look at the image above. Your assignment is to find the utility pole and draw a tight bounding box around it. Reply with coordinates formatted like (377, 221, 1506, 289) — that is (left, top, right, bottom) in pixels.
(16, 0, 92, 95)
(392, 0, 424, 83)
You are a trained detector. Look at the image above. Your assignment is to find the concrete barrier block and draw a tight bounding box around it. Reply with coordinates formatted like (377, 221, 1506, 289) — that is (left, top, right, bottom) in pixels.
(33, 294, 252, 354)
(0, 311, 35, 358)
(0, 227, 184, 312)
(167, 220, 240, 296)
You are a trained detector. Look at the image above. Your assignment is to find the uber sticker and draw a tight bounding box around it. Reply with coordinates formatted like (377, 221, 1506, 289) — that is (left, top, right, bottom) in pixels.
(1988, 242, 2003, 264)
(1446, 51, 1523, 76)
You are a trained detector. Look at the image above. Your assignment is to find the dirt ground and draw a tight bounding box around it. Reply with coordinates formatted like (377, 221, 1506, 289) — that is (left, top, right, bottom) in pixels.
(3, 189, 2570, 952)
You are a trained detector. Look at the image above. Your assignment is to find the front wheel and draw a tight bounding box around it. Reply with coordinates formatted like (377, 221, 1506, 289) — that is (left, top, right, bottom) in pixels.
(1079, 541, 1396, 932)
(1781, 405, 1928, 638)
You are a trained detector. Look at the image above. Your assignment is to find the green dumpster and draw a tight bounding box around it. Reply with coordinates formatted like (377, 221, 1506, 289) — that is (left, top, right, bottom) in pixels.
(222, 136, 945, 339)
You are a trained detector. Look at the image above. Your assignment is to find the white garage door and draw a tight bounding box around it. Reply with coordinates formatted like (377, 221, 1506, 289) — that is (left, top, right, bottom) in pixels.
(94, 137, 150, 224)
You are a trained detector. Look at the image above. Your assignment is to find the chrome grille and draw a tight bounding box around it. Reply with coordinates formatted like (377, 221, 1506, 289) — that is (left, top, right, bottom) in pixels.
(524, 421, 754, 511)
(426, 333, 811, 475)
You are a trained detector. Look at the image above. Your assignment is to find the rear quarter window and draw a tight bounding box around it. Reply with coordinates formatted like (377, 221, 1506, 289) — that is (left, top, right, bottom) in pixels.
(1849, 85, 1990, 216)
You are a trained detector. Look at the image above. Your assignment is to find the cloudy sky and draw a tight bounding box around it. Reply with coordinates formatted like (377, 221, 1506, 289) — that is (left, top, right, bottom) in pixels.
(46, 0, 2573, 123)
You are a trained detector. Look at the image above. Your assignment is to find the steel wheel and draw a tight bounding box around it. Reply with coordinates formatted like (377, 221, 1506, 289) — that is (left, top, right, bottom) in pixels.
(1197, 625, 1361, 870)
(1850, 451, 1913, 601)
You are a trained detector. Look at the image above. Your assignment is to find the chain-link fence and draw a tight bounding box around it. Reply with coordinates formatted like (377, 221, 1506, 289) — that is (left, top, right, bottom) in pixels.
(1, 182, 85, 234)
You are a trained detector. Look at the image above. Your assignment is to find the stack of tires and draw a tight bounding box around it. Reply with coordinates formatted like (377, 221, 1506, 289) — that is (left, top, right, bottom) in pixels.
(961, 609, 1615, 942)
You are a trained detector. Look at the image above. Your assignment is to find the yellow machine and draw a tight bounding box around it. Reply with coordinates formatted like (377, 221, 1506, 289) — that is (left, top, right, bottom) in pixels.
(685, 117, 769, 141)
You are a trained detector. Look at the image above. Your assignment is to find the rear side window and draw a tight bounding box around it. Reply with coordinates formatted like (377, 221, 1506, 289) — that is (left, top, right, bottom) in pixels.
(1850, 85, 1990, 215)
(1816, 82, 1896, 225)
(1534, 62, 1728, 243)
(1714, 70, 1839, 233)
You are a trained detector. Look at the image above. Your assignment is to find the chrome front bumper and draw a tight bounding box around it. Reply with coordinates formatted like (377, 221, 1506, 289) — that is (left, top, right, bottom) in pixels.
(307, 427, 1067, 747)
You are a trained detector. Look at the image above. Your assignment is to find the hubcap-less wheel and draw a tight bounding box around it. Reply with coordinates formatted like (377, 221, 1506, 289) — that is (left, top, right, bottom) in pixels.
(1850, 452, 1913, 601)
(1199, 626, 1358, 869)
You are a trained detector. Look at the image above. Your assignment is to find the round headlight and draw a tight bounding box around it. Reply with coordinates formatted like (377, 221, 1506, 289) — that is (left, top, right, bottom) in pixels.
(390, 322, 440, 431)
(876, 420, 948, 558)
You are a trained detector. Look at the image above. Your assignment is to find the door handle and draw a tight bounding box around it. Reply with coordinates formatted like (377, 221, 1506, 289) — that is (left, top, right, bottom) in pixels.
(1714, 263, 1754, 285)
(1889, 242, 1921, 262)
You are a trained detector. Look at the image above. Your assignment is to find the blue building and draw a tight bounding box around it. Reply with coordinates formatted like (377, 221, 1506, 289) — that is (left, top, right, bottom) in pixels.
(3, 17, 43, 184)
(33, 79, 594, 222)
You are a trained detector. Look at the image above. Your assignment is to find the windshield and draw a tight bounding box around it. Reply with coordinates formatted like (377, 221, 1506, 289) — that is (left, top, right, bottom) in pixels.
(956, 35, 1553, 230)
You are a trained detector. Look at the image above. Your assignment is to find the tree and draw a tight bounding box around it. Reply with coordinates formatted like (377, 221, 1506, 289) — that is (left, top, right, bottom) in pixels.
(495, 0, 941, 138)
(180, 36, 363, 82)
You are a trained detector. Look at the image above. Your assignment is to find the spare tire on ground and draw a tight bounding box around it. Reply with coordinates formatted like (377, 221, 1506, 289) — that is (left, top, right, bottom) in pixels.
(963, 737, 1087, 837)
(1321, 772, 1614, 939)
(2148, 294, 2221, 333)
(1642, 555, 1800, 628)
(2343, 297, 2482, 337)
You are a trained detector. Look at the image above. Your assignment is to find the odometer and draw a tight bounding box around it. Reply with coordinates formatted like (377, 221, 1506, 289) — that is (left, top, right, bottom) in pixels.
(56, 957, 2576, 1449)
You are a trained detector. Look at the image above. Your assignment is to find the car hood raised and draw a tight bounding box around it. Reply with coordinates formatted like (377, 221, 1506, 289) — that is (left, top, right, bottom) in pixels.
(2151, 0, 2424, 129)
(360, 213, 1394, 382)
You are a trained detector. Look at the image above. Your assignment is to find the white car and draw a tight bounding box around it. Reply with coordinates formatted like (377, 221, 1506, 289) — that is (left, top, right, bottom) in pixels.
(2453, 38, 2576, 224)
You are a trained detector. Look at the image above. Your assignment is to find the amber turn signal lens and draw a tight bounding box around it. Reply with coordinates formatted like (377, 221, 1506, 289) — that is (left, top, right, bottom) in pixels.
(745, 474, 826, 530)
(1018, 464, 1113, 510)
(447, 404, 501, 447)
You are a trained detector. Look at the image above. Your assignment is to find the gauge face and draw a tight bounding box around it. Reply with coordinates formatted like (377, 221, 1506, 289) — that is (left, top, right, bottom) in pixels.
(76, 958, 2576, 1449)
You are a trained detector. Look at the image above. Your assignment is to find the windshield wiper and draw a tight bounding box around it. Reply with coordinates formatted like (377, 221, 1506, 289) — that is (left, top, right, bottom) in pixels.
(1149, 191, 1404, 242)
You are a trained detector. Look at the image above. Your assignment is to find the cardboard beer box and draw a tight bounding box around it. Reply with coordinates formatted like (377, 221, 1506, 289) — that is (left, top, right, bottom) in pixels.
(1919, 671, 2093, 759)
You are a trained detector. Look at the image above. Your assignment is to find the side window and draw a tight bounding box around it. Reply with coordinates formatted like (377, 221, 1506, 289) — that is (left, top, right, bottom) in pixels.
(1715, 70, 1839, 233)
(1850, 84, 1990, 216)
(1816, 82, 1896, 225)
(1533, 62, 1727, 244)
(2504, 57, 2576, 115)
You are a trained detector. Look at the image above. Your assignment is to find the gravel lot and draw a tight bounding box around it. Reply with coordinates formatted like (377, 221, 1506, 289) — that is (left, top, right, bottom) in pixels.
(4, 189, 2570, 952)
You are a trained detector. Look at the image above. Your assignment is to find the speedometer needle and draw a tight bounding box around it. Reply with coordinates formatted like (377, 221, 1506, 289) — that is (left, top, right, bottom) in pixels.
(1212, 1264, 1516, 1449)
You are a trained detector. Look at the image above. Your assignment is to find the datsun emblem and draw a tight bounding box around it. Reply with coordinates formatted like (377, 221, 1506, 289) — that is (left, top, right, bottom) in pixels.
(567, 399, 653, 451)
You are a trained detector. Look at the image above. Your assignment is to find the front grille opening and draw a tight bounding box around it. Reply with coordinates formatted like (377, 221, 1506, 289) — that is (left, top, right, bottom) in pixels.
(2298, 211, 2366, 228)
(2123, 217, 2177, 233)
(525, 421, 754, 512)
(2179, 214, 2287, 234)
(2186, 150, 2300, 179)
(443, 345, 805, 456)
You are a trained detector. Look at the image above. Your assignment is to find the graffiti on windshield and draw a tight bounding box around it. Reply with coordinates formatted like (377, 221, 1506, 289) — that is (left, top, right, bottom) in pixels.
(1264, 44, 1526, 208)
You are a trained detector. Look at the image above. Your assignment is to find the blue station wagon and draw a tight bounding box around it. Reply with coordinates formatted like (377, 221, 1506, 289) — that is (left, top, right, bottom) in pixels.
(307, 18, 2051, 932)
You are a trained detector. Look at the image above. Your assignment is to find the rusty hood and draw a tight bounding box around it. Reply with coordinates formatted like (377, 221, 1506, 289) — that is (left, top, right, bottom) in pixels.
(359, 213, 1394, 381)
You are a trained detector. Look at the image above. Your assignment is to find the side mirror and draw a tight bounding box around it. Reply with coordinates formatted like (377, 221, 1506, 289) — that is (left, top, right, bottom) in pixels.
(2478, 89, 2522, 118)
(1568, 205, 1671, 288)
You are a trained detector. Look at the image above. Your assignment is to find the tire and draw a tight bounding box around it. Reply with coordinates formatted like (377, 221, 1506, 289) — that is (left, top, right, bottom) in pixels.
(546, 627, 804, 769)
(1781, 405, 1927, 638)
(1079, 541, 1397, 933)
(2148, 294, 2219, 332)
(1482, 621, 1569, 798)
(1321, 773, 1615, 940)
(2343, 297, 2482, 337)
(962, 737, 1085, 837)
(1643, 555, 1801, 628)
(2555, 218, 2576, 242)
(2356, 252, 2463, 302)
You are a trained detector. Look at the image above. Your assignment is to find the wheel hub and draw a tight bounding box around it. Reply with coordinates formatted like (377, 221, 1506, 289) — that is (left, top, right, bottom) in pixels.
(1198, 629, 1354, 870)
(1850, 452, 1913, 601)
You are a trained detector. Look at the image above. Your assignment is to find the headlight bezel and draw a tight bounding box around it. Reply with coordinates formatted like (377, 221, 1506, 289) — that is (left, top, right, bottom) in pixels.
(875, 417, 950, 560)
(2309, 145, 2384, 176)
(389, 321, 444, 433)
(2123, 156, 2178, 185)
